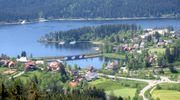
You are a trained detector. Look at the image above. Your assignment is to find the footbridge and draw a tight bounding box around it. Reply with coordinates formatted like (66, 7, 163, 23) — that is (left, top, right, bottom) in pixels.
(31, 52, 102, 61)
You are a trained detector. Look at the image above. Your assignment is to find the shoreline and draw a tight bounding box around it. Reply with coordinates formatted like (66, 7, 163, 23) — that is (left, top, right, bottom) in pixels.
(0, 16, 180, 25)
(38, 40, 104, 45)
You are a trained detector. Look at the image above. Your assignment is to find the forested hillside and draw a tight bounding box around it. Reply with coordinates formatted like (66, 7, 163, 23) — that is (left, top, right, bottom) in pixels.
(0, 0, 180, 22)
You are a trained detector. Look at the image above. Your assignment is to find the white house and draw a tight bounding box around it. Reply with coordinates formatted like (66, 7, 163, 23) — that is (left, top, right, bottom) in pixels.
(16, 57, 28, 63)
(120, 67, 128, 73)
(85, 71, 98, 81)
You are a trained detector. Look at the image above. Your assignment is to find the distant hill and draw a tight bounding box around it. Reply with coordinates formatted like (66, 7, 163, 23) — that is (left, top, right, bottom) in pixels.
(0, 0, 180, 22)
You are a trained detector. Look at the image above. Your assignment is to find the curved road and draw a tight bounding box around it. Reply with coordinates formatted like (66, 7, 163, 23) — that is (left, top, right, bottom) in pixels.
(98, 73, 180, 100)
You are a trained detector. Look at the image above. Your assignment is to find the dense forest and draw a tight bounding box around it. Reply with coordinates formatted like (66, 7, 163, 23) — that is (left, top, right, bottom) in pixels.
(0, 77, 117, 100)
(40, 24, 140, 42)
(0, 0, 180, 22)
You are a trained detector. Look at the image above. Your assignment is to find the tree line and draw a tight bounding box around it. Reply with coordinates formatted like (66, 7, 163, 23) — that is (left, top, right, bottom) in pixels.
(0, 0, 180, 22)
(0, 74, 124, 100)
(158, 40, 180, 69)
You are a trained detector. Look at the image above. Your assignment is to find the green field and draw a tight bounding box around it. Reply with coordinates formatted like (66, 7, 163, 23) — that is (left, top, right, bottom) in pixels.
(89, 78, 146, 99)
(106, 88, 136, 98)
(148, 48, 165, 54)
(152, 90, 180, 100)
(102, 53, 125, 59)
(0, 67, 8, 73)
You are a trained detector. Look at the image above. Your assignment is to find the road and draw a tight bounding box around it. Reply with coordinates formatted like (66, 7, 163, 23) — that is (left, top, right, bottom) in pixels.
(98, 73, 180, 100)
(9, 71, 25, 79)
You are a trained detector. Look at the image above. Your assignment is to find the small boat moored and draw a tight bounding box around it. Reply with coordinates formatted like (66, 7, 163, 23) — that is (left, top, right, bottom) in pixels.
(79, 55, 83, 59)
(95, 47, 100, 51)
(59, 41, 65, 45)
(64, 57, 68, 60)
(69, 41, 76, 44)
(71, 56, 76, 59)
(21, 20, 26, 24)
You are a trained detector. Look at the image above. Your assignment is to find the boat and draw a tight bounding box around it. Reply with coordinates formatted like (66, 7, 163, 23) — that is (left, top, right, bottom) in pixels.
(71, 56, 76, 59)
(69, 41, 76, 44)
(79, 55, 83, 59)
(39, 18, 47, 22)
(95, 47, 100, 51)
(59, 41, 65, 45)
(64, 57, 68, 60)
(21, 20, 26, 24)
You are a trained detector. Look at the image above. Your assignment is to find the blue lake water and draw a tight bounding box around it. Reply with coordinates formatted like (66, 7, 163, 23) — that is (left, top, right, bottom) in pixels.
(0, 18, 180, 68)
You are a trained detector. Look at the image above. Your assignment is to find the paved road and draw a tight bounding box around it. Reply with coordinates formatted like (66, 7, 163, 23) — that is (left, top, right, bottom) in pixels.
(9, 71, 25, 79)
(98, 73, 152, 82)
(98, 73, 180, 100)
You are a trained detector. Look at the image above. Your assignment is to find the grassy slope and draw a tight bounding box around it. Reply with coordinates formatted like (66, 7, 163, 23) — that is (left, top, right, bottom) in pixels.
(102, 53, 125, 59)
(0, 67, 9, 73)
(148, 48, 165, 54)
(16, 71, 44, 84)
(89, 78, 146, 98)
(152, 90, 180, 100)
(106, 88, 136, 98)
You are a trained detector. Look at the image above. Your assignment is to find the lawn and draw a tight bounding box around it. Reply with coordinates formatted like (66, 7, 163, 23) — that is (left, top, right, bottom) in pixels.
(89, 78, 146, 99)
(102, 53, 125, 59)
(0, 67, 9, 73)
(16, 70, 45, 84)
(106, 88, 136, 98)
(148, 48, 165, 54)
(24, 70, 44, 77)
(152, 90, 180, 100)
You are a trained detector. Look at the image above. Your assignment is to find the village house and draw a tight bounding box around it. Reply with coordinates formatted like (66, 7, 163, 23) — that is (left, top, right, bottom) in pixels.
(25, 61, 37, 71)
(141, 28, 170, 40)
(153, 29, 169, 35)
(48, 61, 61, 71)
(69, 80, 79, 88)
(16, 56, 28, 63)
(120, 67, 129, 73)
(122, 44, 133, 52)
(35, 60, 45, 65)
(140, 42, 145, 48)
(172, 31, 180, 39)
(157, 39, 166, 47)
(0, 60, 15, 68)
(136, 50, 142, 54)
(152, 37, 159, 43)
(85, 66, 98, 81)
(106, 61, 118, 70)
(69, 76, 84, 88)
(133, 43, 139, 49)
(70, 70, 79, 76)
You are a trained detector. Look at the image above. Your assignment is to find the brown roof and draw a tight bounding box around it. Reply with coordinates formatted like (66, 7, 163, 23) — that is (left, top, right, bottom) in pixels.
(69, 81, 78, 88)
(48, 62, 61, 71)
(25, 61, 35, 68)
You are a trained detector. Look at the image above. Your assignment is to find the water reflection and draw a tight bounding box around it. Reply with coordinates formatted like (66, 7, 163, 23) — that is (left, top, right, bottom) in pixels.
(41, 42, 100, 52)
(66, 56, 121, 69)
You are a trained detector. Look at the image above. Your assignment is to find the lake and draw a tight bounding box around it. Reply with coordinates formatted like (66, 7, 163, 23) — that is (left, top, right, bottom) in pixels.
(0, 18, 180, 68)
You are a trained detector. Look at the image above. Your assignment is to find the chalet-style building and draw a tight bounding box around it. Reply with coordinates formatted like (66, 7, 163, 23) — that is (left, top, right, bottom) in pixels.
(69, 80, 79, 88)
(85, 66, 98, 81)
(106, 61, 118, 70)
(0, 60, 15, 68)
(70, 70, 79, 76)
(35, 60, 45, 65)
(48, 61, 60, 71)
(16, 57, 28, 63)
(25, 61, 37, 71)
